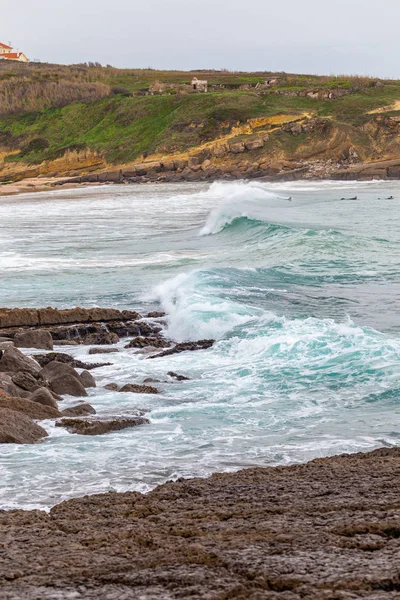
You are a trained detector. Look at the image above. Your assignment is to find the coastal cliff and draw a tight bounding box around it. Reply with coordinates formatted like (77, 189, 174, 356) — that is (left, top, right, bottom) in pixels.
(3, 64, 400, 191)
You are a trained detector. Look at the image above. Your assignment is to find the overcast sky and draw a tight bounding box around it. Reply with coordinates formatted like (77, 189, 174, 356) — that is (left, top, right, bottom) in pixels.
(2, 0, 399, 77)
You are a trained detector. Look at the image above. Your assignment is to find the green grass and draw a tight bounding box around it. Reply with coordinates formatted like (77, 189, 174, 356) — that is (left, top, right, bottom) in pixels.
(2, 64, 400, 166)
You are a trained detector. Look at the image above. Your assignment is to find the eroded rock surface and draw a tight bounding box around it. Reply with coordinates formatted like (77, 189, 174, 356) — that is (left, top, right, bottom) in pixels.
(1, 448, 400, 597)
(56, 416, 149, 435)
(149, 339, 215, 359)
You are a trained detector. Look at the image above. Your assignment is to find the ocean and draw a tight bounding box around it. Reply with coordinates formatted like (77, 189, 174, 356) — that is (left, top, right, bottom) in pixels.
(1, 179, 400, 510)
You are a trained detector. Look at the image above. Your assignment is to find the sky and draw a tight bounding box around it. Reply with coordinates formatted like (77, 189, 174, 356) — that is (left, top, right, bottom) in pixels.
(2, 0, 400, 77)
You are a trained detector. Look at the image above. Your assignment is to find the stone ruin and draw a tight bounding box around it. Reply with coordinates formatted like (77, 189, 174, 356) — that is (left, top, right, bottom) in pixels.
(191, 77, 208, 92)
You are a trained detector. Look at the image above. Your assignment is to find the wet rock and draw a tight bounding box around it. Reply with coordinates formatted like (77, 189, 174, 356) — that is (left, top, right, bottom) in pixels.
(146, 311, 166, 318)
(0, 407, 48, 444)
(49, 374, 88, 398)
(61, 403, 96, 417)
(30, 387, 59, 409)
(119, 383, 159, 394)
(104, 383, 120, 391)
(149, 339, 215, 359)
(56, 416, 150, 435)
(82, 331, 120, 345)
(55, 340, 80, 346)
(124, 337, 170, 349)
(0, 347, 41, 376)
(34, 352, 110, 371)
(11, 371, 40, 393)
(168, 371, 191, 381)
(40, 360, 81, 382)
(14, 329, 53, 351)
(80, 370, 96, 388)
(88, 347, 120, 355)
(0, 393, 60, 419)
(0, 307, 142, 329)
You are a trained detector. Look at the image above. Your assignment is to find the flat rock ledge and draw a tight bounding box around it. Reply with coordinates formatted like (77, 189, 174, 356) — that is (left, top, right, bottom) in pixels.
(1, 447, 400, 599)
(56, 416, 150, 435)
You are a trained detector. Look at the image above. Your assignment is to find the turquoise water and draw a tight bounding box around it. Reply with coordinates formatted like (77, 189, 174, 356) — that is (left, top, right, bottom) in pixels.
(1, 179, 400, 509)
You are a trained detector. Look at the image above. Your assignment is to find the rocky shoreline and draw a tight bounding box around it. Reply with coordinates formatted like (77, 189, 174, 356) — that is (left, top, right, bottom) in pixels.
(0, 307, 214, 443)
(0, 446, 399, 598)
(2, 308, 400, 598)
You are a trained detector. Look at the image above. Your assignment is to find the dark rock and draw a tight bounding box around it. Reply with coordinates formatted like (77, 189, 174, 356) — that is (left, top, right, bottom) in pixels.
(82, 331, 120, 345)
(0, 307, 142, 329)
(56, 416, 150, 435)
(104, 383, 120, 391)
(30, 387, 59, 409)
(149, 339, 215, 359)
(40, 360, 81, 383)
(80, 370, 96, 388)
(168, 371, 191, 381)
(0, 407, 48, 443)
(119, 383, 159, 394)
(124, 337, 170, 349)
(88, 347, 120, 355)
(146, 311, 166, 318)
(0, 347, 41, 376)
(61, 403, 96, 417)
(0, 392, 60, 419)
(50, 375, 88, 398)
(34, 352, 110, 371)
(14, 329, 53, 351)
(11, 371, 40, 392)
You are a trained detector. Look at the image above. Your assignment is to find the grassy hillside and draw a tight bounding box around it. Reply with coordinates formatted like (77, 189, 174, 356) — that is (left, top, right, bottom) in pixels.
(1, 62, 400, 181)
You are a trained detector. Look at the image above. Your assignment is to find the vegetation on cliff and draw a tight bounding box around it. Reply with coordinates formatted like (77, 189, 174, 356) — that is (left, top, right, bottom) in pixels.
(2, 62, 400, 182)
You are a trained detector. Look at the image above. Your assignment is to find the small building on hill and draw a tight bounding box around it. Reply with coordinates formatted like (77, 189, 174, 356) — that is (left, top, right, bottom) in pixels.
(0, 42, 29, 62)
(191, 77, 208, 92)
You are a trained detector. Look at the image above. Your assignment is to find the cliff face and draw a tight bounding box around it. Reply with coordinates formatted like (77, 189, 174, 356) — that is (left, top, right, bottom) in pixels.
(2, 66, 400, 186)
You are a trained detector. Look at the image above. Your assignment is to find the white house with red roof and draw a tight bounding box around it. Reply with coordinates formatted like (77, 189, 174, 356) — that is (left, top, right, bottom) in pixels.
(0, 42, 29, 62)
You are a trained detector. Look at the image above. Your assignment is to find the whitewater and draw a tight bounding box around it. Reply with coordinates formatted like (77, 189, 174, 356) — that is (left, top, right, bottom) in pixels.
(1, 179, 400, 510)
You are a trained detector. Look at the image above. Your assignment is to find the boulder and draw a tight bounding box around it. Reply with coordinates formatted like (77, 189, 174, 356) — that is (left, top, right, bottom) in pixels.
(50, 375, 88, 398)
(80, 370, 96, 388)
(149, 339, 215, 359)
(30, 387, 59, 409)
(40, 360, 81, 382)
(0, 347, 41, 376)
(229, 141, 246, 154)
(55, 416, 150, 436)
(119, 383, 159, 394)
(88, 347, 120, 355)
(245, 138, 264, 151)
(0, 393, 60, 419)
(11, 371, 40, 392)
(0, 407, 48, 444)
(98, 170, 122, 183)
(61, 403, 96, 417)
(146, 311, 166, 318)
(104, 383, 120, 391)
(82, 331, 120, 345)
(14, 329, 53, 351)
(0, 373, 21, 397)
(125, 337, 170, 349)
